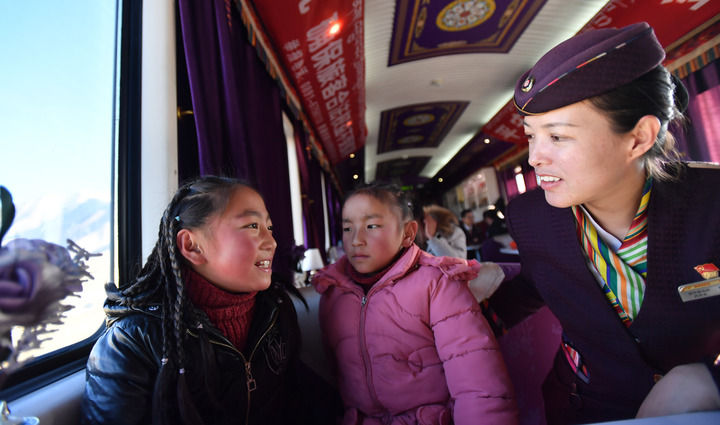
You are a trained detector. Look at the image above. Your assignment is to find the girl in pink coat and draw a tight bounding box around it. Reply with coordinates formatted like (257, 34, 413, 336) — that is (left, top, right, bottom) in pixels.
(312, 183, 518, 425)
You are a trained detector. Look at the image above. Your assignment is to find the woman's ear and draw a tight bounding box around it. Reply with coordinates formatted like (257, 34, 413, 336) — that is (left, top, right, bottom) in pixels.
(177, 229, 206, 265)
(629, 115, 661, 159)
(402, 220, 418, 247)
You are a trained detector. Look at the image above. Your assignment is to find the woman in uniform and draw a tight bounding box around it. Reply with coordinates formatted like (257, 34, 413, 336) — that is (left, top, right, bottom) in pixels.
(484, 22, 720, 424)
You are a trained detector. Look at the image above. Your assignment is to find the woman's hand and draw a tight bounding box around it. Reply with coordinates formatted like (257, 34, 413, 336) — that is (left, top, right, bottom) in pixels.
(636, 362, 720, 418)
(467, 262, 506, 302)
(424, 214, 438, 239)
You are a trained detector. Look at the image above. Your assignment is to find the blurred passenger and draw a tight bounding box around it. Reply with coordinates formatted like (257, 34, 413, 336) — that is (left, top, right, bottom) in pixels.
(476, 209, 495, 240)
(460, 208, 484, 260)
(423, 204, 467, 259)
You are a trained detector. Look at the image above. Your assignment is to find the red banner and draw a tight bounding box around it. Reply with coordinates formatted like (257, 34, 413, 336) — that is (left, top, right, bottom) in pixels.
(251, 0, 365, 164)
(482, 0, 720, 147)
(579, 0, 720, 47)
(482, 101, 527, 145)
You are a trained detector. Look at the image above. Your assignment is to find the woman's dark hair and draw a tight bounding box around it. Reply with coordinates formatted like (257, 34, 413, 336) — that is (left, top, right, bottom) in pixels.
(345, 182, 414, 222)
(114, 175, 252, 425)
(588, 65, 685, 180)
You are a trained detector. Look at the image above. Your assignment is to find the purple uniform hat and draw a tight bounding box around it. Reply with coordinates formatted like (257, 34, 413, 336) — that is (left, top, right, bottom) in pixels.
(514, 22, 665, 115)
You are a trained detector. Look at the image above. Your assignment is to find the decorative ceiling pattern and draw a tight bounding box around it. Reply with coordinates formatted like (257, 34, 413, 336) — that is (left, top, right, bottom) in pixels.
(242, 0, 719, 194)
(388, 0, 548, 66)
(375, 156, 431, 183)
(364, 0, 608, 187)
(377, 101, 469, 153)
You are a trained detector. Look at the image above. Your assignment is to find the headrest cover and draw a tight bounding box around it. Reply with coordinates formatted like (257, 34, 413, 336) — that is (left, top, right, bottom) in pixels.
(514, 22, 665, 115)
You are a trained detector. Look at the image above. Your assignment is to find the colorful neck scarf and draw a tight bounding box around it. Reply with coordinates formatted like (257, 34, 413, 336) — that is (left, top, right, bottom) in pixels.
(573, 178, 652, 326)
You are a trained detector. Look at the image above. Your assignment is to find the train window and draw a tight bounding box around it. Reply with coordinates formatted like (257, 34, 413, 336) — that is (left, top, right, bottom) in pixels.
(0, 1, 119, 362)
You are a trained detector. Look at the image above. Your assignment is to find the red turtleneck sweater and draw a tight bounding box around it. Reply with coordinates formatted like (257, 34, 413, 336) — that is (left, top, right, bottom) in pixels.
(185, 268, 257, 352)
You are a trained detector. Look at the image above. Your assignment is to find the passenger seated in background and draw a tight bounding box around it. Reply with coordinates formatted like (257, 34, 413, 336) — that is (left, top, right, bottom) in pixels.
(460, 208, 484, 260)
(312, 183, 518, 425)
(422, 204, 467, 259)
(476, 209, 495, 241)
(475, 22, 720, 424)
(81, 176, 337, 425)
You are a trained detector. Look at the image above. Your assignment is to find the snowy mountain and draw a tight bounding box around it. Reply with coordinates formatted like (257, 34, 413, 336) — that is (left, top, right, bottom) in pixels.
(4, 191, 111, 254)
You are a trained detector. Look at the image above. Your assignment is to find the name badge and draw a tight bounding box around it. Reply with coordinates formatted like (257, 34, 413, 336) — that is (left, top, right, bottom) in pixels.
(677, 277, 720, 302)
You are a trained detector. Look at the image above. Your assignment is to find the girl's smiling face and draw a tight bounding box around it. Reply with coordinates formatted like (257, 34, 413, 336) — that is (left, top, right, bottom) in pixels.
(183, 186, 277, 293)
(524, 101, 644, 211)
(342, 193, 413, 274)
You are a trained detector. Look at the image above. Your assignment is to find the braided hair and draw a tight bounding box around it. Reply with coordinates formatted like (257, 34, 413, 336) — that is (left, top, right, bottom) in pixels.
(113, 175, 251, 425)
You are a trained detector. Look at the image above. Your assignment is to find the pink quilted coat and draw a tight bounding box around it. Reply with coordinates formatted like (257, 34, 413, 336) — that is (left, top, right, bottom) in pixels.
(312, 244, 518, 425)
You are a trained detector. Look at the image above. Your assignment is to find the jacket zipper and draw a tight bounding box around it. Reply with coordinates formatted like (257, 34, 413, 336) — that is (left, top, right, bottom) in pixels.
(191, 309, 279, 425)
(242, 310, 278, 425)
(359, 293, 383, 412)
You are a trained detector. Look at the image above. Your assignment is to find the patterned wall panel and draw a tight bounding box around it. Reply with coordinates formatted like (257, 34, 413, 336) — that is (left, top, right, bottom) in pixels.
(389, 0, 547, 65)
(377, 101, 469, 154)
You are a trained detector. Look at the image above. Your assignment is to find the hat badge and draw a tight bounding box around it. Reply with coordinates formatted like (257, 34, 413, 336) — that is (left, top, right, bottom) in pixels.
(521, 76, 535, 93)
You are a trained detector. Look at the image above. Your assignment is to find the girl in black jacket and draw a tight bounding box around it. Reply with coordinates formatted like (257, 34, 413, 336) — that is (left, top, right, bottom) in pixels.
(81, 176, 335, 425)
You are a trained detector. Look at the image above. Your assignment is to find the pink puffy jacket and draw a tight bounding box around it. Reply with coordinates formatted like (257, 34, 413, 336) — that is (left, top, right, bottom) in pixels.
(312, 244, 518, 425)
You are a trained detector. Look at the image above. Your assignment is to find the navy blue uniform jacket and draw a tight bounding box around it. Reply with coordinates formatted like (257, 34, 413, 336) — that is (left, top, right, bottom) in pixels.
(490, 164, 720, 424)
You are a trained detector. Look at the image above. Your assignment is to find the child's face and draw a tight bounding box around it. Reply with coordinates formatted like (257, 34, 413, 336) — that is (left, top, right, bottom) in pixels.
(193, 186, 277, 293)
(342, 193, 409, 274)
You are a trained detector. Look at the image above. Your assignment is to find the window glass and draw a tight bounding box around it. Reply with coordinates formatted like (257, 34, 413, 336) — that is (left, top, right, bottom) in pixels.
(0, 1, 118, 358)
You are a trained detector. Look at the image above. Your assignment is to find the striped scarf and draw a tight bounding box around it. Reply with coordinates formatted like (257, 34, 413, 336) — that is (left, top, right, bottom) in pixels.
(572, 178, 652, 326)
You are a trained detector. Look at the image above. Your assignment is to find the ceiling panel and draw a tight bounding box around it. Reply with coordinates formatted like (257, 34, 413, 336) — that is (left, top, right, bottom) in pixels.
(388, 0, 548, 65)
(364, 0, 610, 184)
(377, 101, 469, 153)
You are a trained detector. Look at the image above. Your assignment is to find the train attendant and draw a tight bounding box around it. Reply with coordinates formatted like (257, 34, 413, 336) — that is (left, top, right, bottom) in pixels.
(481, 22, 720, 424)
(313, 183, 518, 425)
(81, 176, 334, 425)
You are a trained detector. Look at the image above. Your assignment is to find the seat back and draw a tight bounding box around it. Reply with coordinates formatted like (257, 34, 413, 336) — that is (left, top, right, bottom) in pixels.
(498, 306, 562, 425)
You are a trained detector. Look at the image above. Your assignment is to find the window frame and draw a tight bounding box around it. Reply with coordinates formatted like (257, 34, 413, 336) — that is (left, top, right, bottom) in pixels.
(0, 0, 142, 400)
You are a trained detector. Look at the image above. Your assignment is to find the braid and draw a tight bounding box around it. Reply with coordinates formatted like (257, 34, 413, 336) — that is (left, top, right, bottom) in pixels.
(166, 216, 187, 371)
(159, 209, 177, 370)
(146, 176, 251, 425)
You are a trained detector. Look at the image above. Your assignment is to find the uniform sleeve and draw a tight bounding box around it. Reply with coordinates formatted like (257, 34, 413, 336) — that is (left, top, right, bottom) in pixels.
(429, 276, 519, 425)
(81, 320, 159, 425)
(426, 226, 467, 259)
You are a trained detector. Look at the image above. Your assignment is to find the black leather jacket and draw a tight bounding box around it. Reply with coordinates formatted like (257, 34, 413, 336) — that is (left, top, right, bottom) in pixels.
(81, 281, 305, 425)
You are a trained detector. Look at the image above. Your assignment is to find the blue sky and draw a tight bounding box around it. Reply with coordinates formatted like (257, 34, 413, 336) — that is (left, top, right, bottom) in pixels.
(0, 1, 117, 209)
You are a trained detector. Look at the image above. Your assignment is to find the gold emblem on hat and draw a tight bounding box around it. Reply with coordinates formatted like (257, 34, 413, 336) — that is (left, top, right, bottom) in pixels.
(521, 76, 534, 92)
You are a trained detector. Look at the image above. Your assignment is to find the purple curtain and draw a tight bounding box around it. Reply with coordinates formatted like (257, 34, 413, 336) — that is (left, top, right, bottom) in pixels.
(307, 152, 326, 258)
(293, 120, 327, 262)
(501, 161, 537, 203)
(325, 179, 342, 247)
(178, 0, 294, 273)
(676, 60, 720, 163)
(501, 167, 519, 201)
(524, 167, 537, 192)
